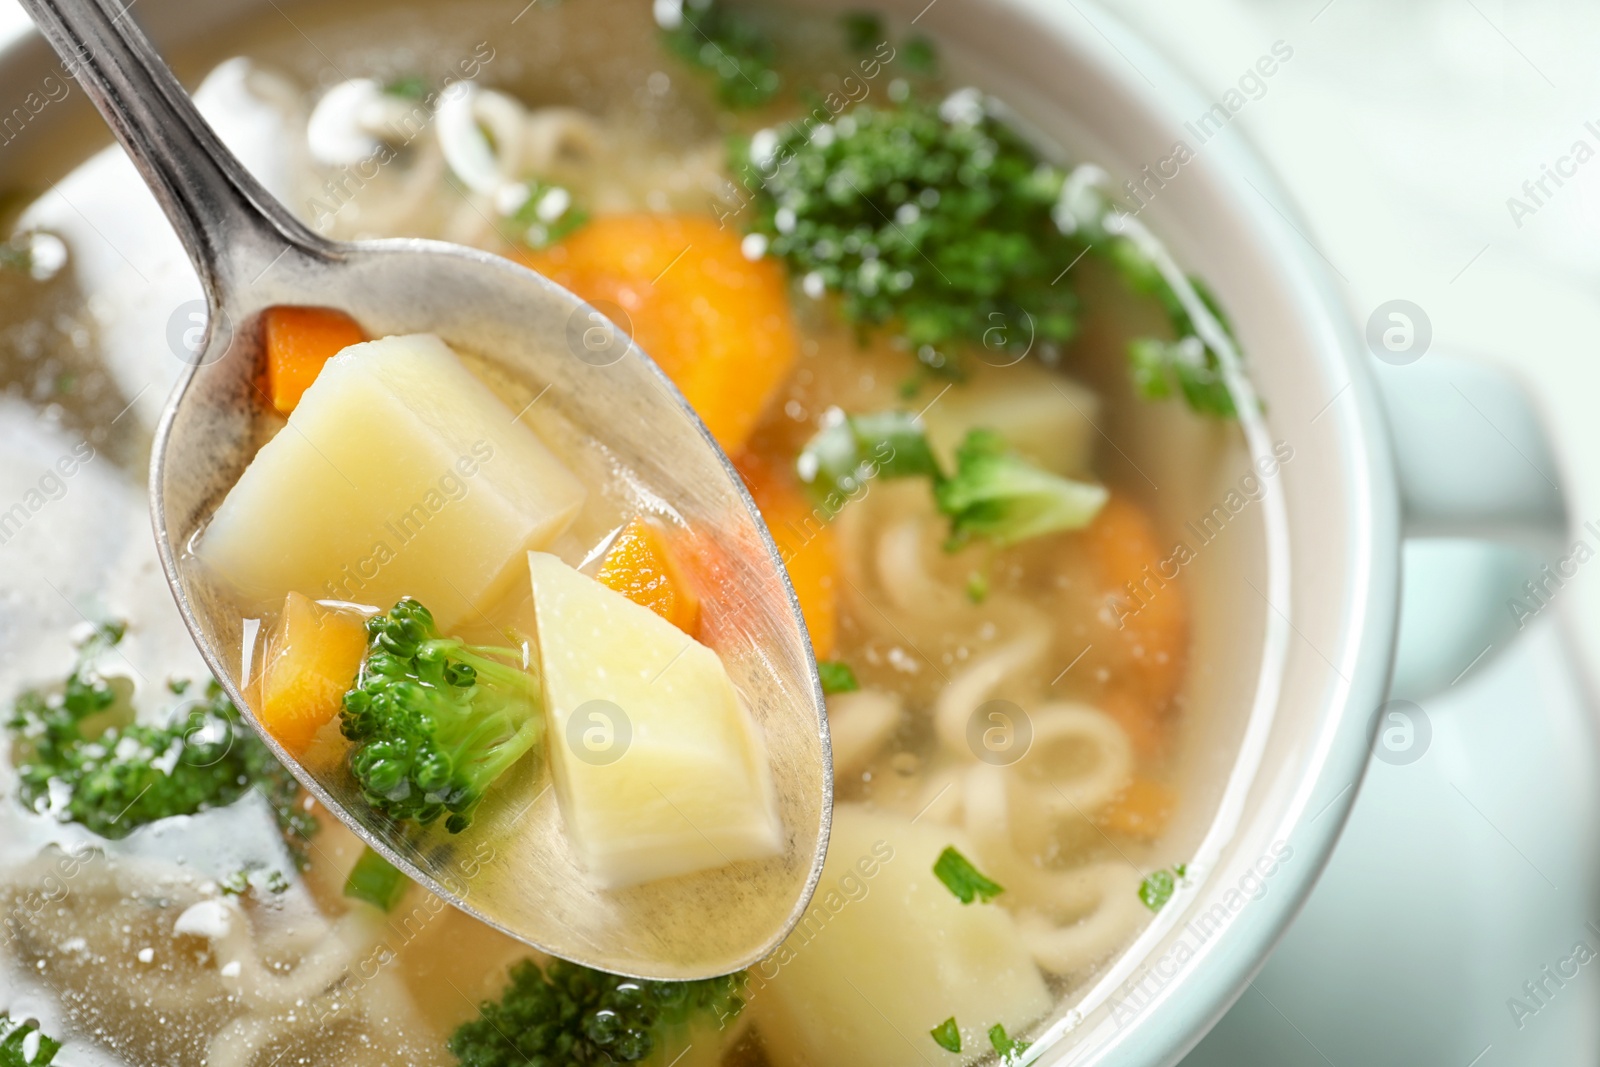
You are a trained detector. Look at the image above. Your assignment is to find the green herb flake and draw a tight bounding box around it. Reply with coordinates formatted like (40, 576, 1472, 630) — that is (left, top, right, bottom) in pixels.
(929, 1016, 962, 1053)
(661, 0, 780, 108)
(965, 571, 989, 604)
(1138, 863, 1189, 912)
(0, 1014, 60, 1067)
(817, 660, 860, 695)
(841, 12, 885, 52)
(900, 35, 938, 74)
(503, 180, 588, 250)
(988, 1022, 1031, 1062)
(383, 75, 429, 101)
(344, 845, 411, 911)
(933, 845, 1003, 904)
(220, 865, 291, 898)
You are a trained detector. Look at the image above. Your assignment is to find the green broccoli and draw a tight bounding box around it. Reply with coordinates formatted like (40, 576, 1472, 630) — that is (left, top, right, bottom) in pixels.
(339, 598, 541, 834)
(6, 623, 317, 863)
(448, 957, 745, 1066)
(796, 408, 940, 504)
(740, 97, 1240, 416)
(797, 416, 1106, 549)
(743, 100, 1077, 364)
(936, 429, 1108, 549)
(660, 0, 780, 108)
(0, 1014, 59, 1067)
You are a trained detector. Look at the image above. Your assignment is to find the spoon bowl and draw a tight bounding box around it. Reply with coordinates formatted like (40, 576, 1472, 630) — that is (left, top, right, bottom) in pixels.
(23, 0, 831, 980)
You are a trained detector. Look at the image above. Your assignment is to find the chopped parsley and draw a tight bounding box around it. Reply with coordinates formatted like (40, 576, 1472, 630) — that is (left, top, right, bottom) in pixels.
(933, 845, 1003, 904)
(965, 571, 990, 604)
(0, 1015, 59, 1067)
(1138, 863, 1188, 912)
(741, 96, 1240, 417)
(929, 1016, 962, 1053)
(660, 0, 780, 108)
(219, 864, 291, 897)
(900, 35, 938, 75)
(840, 12, 886, 52)
(988, 1022, 1031, 1062)
(817, 660, 860, 695)
(500, 180, 587, 250)
(383, 75, 429, 101)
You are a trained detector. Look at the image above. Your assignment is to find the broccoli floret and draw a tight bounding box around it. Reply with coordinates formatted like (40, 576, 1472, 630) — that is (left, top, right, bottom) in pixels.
(796, 408, 941, 504)
(448, 958, 745, 1066)
(797, 416, 1105, 550)
(741, 97, 1241, 416)
(660, 0, 779, 108)
(0, 1014, 59, 1067)
(935, 429, 1108, 549)
(6, 623, 317, 864)
(340, 598, 541, 834)
(744, 100, 1077, 364)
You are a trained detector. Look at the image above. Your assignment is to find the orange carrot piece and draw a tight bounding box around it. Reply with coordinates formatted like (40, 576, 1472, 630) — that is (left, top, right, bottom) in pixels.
(257, 592, 369, 755)
(1081, 493, 1189, 715)
(262, 305, 367, 415)
(518, 215, 798, 453)
(735, 451, 838, 659)
(1097, 778, 1178, 841)
(595, 519, 701, 635)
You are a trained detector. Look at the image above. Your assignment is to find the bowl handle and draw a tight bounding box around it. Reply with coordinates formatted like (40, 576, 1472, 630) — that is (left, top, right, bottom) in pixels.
(1376, 355, 1567, 697)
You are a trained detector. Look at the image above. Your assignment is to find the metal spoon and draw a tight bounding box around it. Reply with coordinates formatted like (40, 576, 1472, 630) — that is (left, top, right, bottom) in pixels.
(20, 0, 830, 980)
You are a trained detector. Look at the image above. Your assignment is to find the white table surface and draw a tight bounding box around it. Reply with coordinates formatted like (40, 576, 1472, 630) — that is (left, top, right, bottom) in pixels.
(2, 0, 1597, 1064)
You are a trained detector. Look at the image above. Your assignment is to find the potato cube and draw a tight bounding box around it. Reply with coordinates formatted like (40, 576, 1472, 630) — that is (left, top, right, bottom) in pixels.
(199, 333, 584, 629)
(754, 805, 1052, 1067)
(528, 551, 781, 888)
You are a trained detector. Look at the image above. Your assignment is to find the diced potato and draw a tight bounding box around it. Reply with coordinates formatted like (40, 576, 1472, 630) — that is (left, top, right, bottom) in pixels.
(754, 805, 1051, 1067)
(256, 592, 369, 754)
(199, 334, 585, 630)
(595, 519, 700, 635)
(922, 363, 1099, 478)
(527, 551, 781, 888)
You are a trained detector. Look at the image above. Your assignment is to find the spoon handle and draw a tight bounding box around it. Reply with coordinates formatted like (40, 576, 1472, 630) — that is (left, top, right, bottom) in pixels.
(17, 0, 329, 299)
